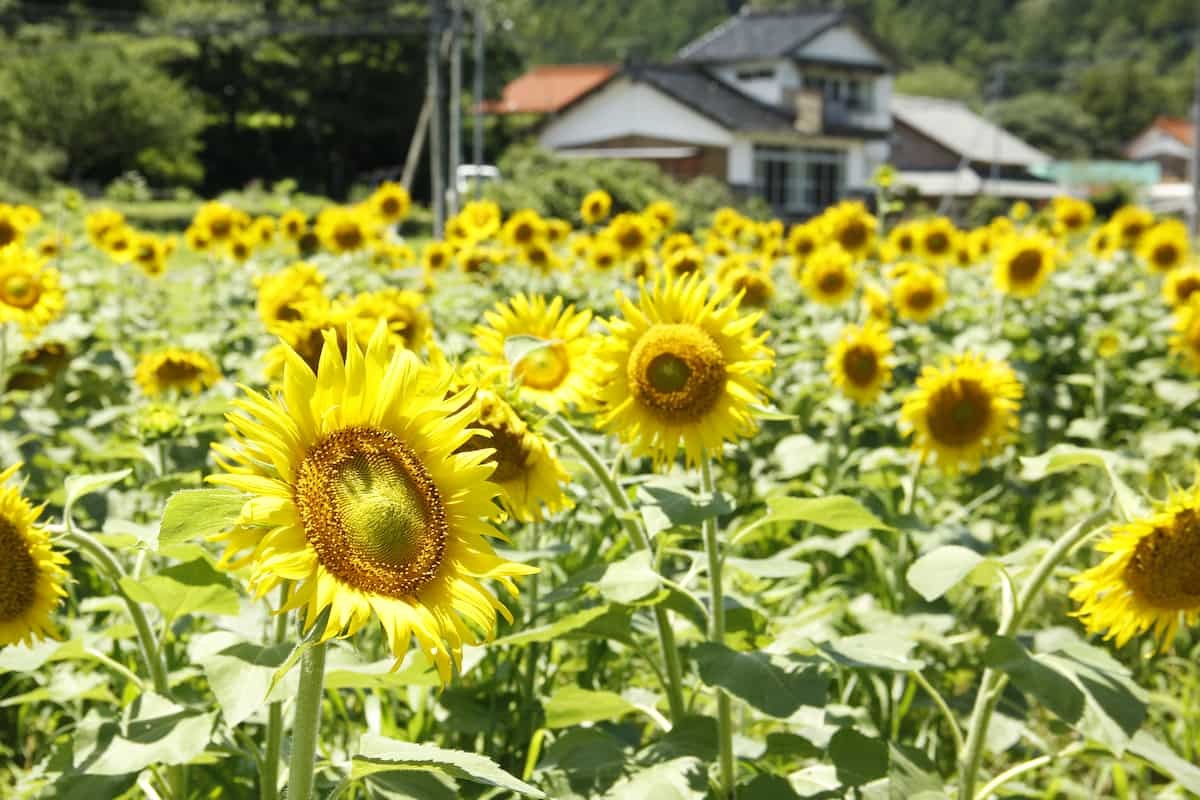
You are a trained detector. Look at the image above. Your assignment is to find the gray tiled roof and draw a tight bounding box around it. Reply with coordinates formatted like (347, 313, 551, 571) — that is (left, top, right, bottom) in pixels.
(630, 65, 793, 132)
(677, 8, 842, 63)
(891, 94, 1051, 166)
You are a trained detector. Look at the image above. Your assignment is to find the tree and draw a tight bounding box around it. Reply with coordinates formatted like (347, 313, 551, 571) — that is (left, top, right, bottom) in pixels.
(895, 64, 980, 105)
(993, 92, 1099, 159)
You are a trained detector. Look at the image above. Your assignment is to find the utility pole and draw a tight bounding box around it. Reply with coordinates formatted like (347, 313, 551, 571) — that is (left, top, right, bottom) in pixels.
(1191, 20, 1200, 237)
(473, 1, 485, 199)
(448, 0, 463, 218)
(428, 0, 445, 238)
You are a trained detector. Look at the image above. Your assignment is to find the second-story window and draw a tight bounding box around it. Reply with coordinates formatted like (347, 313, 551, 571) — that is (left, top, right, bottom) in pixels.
(736, 66, 775, 82)
(804, 74, 873, 112)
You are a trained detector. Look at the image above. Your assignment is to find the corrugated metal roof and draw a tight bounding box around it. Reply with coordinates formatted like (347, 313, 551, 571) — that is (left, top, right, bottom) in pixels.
(676, 8, 841, 63)
(891, 94, 1050, 167)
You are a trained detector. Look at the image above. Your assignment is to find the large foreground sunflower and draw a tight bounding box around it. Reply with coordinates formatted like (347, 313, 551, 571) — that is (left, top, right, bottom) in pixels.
(900, 352, 1023, 473)
(473, 294, 599, 413)
(0, 463, 70, 647)
(210, 325, 535, 681)
(134, 349, 222, 397)
(827, 323, 893, 404)
(597, 273, 773, 467)
(1071, 478, 1200, 653)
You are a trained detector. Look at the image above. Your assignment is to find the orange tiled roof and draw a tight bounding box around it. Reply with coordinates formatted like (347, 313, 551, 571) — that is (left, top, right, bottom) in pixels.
(1152, 116, 1194, 146)
(482, 64, 617, 114)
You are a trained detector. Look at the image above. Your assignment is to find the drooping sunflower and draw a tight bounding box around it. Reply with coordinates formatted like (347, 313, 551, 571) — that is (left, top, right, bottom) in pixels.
(0, 463, 70, 647)
(891, 263, 947, 324)
(134, 348, 222, 397)
(455, 371, 571, 523)
(1164, 267, 1200, 308)
(369, 182, 412, 225)
(580, 190, 613, 226)
(799, 244, 857, 306)
(827, 323, 893, 405)
(822, 201, 876, 258)
(1137, 220, 1191, 274)
(596, 273, 773, 467)
(900, 352, 1023, 474)
(209, 325, 535, 681)
(917, 217, 959, 264)
(0, 247, 66, 337)
(473, 294, 599, 413)
(993, 233, 1057, 297)
(1071, 478, 1200, 653)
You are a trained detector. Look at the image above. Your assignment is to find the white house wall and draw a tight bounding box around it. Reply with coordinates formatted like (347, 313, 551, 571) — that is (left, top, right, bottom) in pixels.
(729, 139, 754, 185)
(1127, 128, 1191, 160)
(538, 78, 733, 150)
(797, 26, 885, 67)
(712, 61, 785, 106)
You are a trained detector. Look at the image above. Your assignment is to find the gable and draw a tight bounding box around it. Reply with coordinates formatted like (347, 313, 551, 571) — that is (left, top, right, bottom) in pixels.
(538, 77, 734, 150)
(795, 25, 886, 68)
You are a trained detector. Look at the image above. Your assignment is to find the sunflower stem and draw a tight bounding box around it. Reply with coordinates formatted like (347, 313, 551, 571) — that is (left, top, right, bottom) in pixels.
(701, 456, 736, 799)
(261, 585, 290, 800)
(287, 641, 328, 800)
(550, 415, 687, 723)
(957, 509, 1107, 800)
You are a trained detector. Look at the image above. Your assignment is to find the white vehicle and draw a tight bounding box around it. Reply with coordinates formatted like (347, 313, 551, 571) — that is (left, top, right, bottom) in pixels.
(455, 164, 500, 197)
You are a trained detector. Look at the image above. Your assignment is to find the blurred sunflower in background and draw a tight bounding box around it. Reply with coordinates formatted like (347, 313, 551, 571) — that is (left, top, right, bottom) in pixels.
(279, 209, 308, 241)
(1137, 219, 1190, 273)
(473, 293, 599, 413)
(799, 244, 857, 306)
(502, 209, 547, 250)
(580, 189, 613, 225)
(596, 273, 773, 467)
(722, 264, 775, 308)
(0, 463, 70, 647)
(209, 325, 535, 681)
(917, 216, 959, 264)
(891, 263, 946, 323)
(1110, 205, 1154, 251)
(900, 352, 1023, 473)
(315, 206, 374, 254)
(369, 181, 412, 225)
(1163, 267, 1200, 308)
(134, 348, 222, 397)
(993, 233, 1057, 297)
(827, 323, 893, 404)
(0, 247, 65, 337)
(607, 212, 652, 260)
(422, 241, 454, 273)
(822, 200, 876, 258)
(1052, 196, 1094, 236)
(1169, 297, 1200, 373)
(1071, 478, 1200, 653)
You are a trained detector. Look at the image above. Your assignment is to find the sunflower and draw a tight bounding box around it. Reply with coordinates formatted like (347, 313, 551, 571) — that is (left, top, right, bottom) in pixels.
(455, 373, 571, 523)
(1164, 267, 1200, 308)
(132, 234, 169, 278)
(1052, 196, 1094, 235)
(369, 182, 412, 224)
(722, 265, 775, 308)
(134, 349, 222, 397)
(1008, 200, 1032, 221)
(862, 282, 891, 325)
(519, 240, 561, 272)
(917, 217, 960, 264)
(457, 245, 499, 274)
(1170, 298, 1200, 373)
(664, 247, 706, 279)
(660, 233, 694, 263)
(316, 206, 374, 254)
(1111, 205, 1155, 250)
(0, 247, 65, 337)
(900, 352, 1023, 473)
(345, 288, 432, 352)
(993, 233, 1057, 297)
(279, 209, 308, 241)
(375, 242, 417, 271)
(444, 217, 476, 250)
(799, 244, 857, 306)
(607, 213, 652, 259)
(85, 208, 126, 249)
(785, 221, 821, 261)
(101, 225, 136, 264)
(645, 200, 678, 233)
(967, 228, 995, 262)
(822, 201, 876, 257)
(227, 230, 258, 263)
(1071, 478, 1200, 653)
(712, 207, 745, 240)
(1087, 225, 1118, 260)
(473, 294, 599, 413)
(887, 221, 920, 257)
(502, 210, 547, 249)
(588, 236, 621, 271)
(544, 218, 572, 245)
(7, 341, 70, 392)
(209, 325, 535, 681)
(184, 225, 212, 253)
(459, 200, 502, 241)
(580, 190, 613, 226)
(35, 233, 68, 260)
(0, 207, 30, 250)
(1137, 220, 1190, 273)
(827, 323, 893, 404)
(422, 241, 454, 273)
(256, 262, 328, 343)
(596, 273, 773, 467)
(0, 464, 69, 647)
(194, 202, 247, 246)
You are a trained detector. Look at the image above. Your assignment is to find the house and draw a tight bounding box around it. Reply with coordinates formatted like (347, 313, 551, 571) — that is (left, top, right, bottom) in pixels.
(1125, 117, 1193, 183)
(519, 7, 897, 218)
(479, 64, 618, 115)
(889, 94, 1056, 202)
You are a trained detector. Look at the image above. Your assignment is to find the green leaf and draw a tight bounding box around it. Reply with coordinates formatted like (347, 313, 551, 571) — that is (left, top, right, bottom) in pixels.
(544, 685, 637, 729)
(540, 728, 627, 791)
(828, 728, 888, 787)
(821, 633, 924, 672)
(504, 334, 558, 367)
(158, 488, 247, 548)
(1153, 378, 1200, 410)
(71, 695, 216, 776)
(1018, 445, 1146, 520)
(983, 637, 1084, 724)
(602, 757, 707, 800)
(64, 468, 131, 518)
(694, 643, 828, 718)
(733, 495, 891, 545)
(906, 545, 991, 602)
(726, 555, 812, 580)
(638, 479, 731, 536)
(190, 632, 294, 727)
(493, 605, 612, 648)
(596, 550, 661, 605)
(118, 559, 240, 624)
(1128, 731, 1200, 794)
(353, 734, 544, 797)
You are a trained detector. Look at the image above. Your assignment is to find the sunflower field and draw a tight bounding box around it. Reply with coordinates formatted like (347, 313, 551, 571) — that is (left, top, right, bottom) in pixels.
(1, 181, 1199, 800)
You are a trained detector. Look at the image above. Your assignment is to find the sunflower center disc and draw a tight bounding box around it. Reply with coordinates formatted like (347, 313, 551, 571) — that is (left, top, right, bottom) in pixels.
(906, 287, 933, 311)
(0, 518, 37, 621)
(843, 346, 878, 386)
(1009, 249, 1043, 283)
(516, 344, 570, 390)
(1, 272, 40, 309)
(1153, 244, 1178, 269)
(296, 427, 447, 598)
(925, 232, 949, 254)
(629, 323, 727, 422)
(926, 378, 992, 447)
(334, 222, 363, 250)
(0, 220, 16, 247)
(1124, 509, 1200, 610)
(818, 271, 845, 295)
(840, 221, 868, 251)
(156, 358, 202, 385)
(380, 197, 401, 216)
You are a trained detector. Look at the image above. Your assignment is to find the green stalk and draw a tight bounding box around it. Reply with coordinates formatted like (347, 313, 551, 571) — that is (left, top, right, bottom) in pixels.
(261, 586, 291, 800)
(701, 457, 735, 799)
(551, 416, 687, 723)
(286, 641, 328, 800)
(957, 511, 1107, 800)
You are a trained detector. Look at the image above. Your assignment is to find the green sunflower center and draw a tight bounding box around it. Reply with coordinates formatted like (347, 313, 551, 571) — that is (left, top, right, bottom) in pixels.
(926, 378, 992, 447)
(1, 271, 41, 310)
(296, 426, 447, 598)
(0, 517, 37, 622)
(516, 343, 570, 391)
(1124, 509, 1200, 610)
(629, 323, 727, 422)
